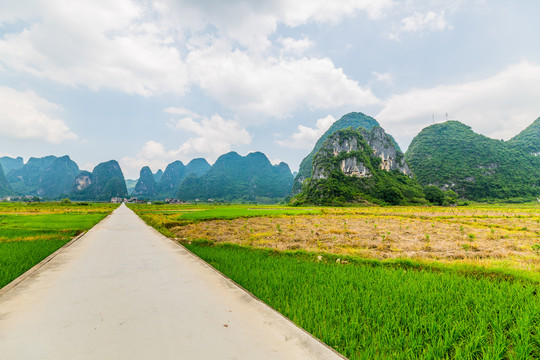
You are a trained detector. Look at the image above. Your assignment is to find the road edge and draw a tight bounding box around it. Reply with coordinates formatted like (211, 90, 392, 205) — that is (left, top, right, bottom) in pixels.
(131, 207, 348, 360)
(0, 207, 117, 298)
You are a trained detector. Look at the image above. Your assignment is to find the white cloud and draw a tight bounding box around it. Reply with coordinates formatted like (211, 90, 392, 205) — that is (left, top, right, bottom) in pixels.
(0, 0, 382, 118)
(187, 43, 379, 119)
(390, 10, 450, 40)
(278, 37, 314, 56)
(121, 109, 253, 178)
(276, 115, 336, 149)
(279, 0, 393, 25)
(160, 0, 393, 48)
(0, 1, 187, 96)
(0, 87, 77, 143)
(376, 61, 540, 148)
(168, 110, 253, 156)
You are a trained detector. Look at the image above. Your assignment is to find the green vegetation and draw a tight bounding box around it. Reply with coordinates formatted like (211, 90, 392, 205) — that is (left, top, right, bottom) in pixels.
(405, 121, 540, 201)
(156, 158, 211, 199)
(177, 152, 293, 203)
(70, 160, 128, 201)
(0, 202, 116, 289)
(36, 155, 80, 198)
(0, 240, 71, 289)
(176, 207, 318, 221)
(293, 112, 392, 194)
(0, 156, 24, 175)
(293, 129, 425, 206)
(508, 117, 540, 155)
(5, 155, 76, 196)
(133, 203, 540, 358)
(132, 166, 158, 198)
(185, 241, 540, 360)
(423, 185, 457, 206)
(129, 203, 319, 236)
(0, 163, 13, 196)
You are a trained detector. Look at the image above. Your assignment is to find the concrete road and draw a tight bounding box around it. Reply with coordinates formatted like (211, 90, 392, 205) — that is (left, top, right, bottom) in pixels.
(0, 204, 345, 360)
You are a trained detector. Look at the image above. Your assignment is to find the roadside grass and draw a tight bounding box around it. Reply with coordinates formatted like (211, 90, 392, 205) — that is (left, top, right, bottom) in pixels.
(0, 202, 117, 289)
(0, 214, 108, 241)
(0, 240, 69, 289)
(185, 241, 540, 360)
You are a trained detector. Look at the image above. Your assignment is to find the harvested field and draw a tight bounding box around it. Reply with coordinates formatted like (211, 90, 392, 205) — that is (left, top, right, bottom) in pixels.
(169, 204, 540, 272)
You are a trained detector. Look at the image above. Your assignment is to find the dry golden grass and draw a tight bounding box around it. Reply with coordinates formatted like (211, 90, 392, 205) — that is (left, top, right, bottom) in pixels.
(171, 204, 540, 272)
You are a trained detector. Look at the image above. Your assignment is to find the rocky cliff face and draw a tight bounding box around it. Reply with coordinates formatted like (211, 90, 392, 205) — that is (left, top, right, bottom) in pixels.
(292, 112, 385, 194)
(73, 171, 93, 191)
(359, 127, 411, 175)
(293, 128, 424, 205)
(312, 126, 409, 181)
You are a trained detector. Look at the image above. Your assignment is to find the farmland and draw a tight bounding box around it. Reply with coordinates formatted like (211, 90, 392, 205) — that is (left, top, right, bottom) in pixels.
(131, 203, 540, 359)
(134, 203, 540, 279)
(0, 202, 117, 289)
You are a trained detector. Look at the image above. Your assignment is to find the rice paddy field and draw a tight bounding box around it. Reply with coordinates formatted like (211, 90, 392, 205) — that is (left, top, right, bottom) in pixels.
(0, 202, 117, 289)
(131, 202, 540, 359)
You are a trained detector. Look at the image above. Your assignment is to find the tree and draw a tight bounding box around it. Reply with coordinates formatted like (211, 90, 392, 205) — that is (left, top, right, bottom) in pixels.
(424, 185, 445, 205)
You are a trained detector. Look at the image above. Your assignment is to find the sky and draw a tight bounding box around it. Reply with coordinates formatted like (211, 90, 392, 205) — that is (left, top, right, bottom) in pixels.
(1, 0, 539, 179)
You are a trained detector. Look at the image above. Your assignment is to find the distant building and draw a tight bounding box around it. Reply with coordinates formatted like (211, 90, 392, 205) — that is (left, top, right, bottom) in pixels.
(111, 197, 123, 203)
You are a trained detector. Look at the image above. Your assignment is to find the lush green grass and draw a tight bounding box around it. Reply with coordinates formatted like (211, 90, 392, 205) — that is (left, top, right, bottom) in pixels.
(0, 239, 69, 289)
(0, 202, 116, 289)
(177, 207, 319, 221)
(0, 214, 108, 241)
(185, 241, 540, 360)
(128, 204, 320, 237)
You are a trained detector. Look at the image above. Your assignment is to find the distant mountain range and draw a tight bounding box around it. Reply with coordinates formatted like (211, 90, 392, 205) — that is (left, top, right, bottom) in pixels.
(1, 114, 538, 203)
(177, 152, 293, 203)
(0, 152, 293, 203)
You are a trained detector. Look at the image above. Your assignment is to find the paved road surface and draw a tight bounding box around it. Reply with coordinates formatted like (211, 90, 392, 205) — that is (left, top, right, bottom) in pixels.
(0, 204, 344, 360)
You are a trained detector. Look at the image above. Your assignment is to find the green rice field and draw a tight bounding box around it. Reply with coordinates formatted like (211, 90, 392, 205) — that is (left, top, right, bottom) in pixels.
(186, 241, 540, 360)
(0, 202, 117, 289)
(130, 202, 540, 359)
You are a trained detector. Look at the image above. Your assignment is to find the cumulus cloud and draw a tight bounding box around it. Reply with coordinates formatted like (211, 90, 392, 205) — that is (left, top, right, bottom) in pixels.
(121, 109, 253, 178)
(120, 140, 173, 178)
(167, 108, 253, 156)
(0, 87, 77, 143)
(0, 1, 187, 96)
(0, 0, 382, 118)
(160, 0, 393, 48)
(187, 43, 379, 119)
(276, 115, 336, 149)
(376, 61, 540, 147)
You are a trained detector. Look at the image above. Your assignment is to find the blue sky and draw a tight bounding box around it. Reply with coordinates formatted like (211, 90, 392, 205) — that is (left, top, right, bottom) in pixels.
(1, 0, 539, 179)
